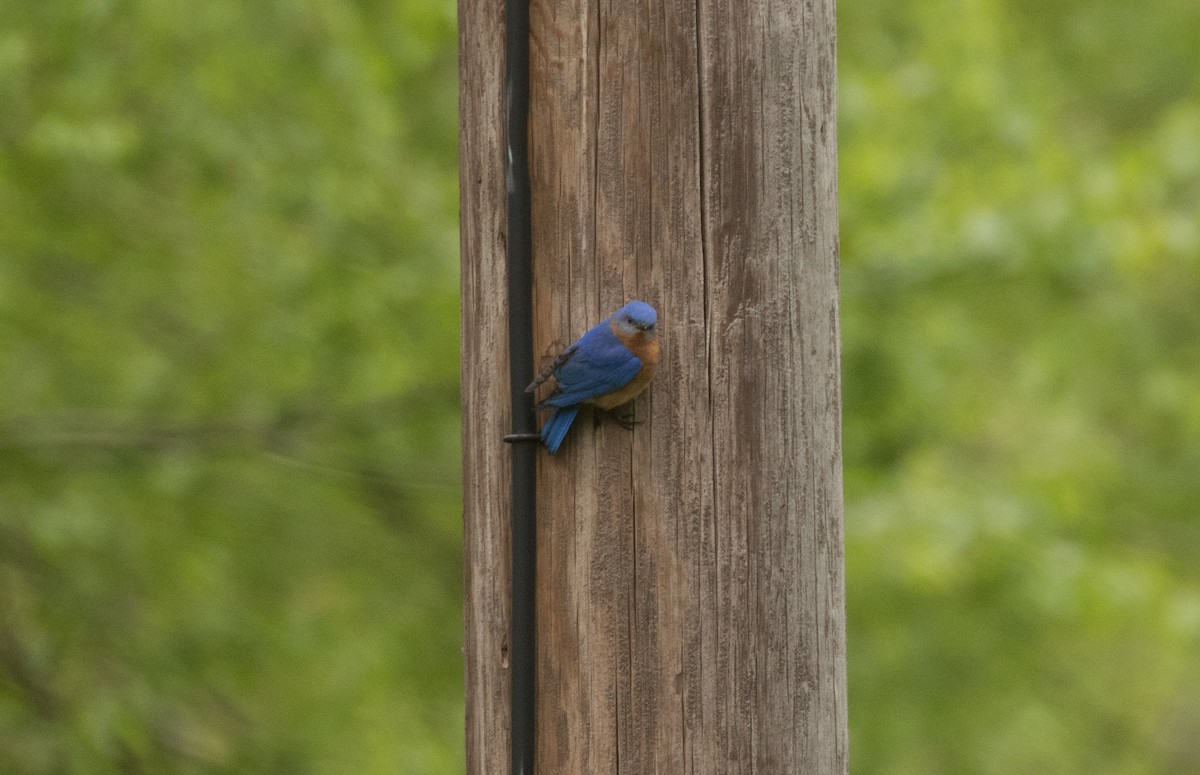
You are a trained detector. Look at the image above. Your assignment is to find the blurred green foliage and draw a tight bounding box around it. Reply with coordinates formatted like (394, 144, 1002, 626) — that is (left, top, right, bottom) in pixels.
(0, 1, 460, 772)
(1, 0, 1197, 773)
(840, 0, 1200, 772)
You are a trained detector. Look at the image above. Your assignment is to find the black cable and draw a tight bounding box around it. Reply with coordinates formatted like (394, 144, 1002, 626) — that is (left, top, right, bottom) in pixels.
(504, 0, 536, 769)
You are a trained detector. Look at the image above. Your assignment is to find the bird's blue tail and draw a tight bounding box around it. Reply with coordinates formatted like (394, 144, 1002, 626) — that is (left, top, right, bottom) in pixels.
(540, 405, 580, 454)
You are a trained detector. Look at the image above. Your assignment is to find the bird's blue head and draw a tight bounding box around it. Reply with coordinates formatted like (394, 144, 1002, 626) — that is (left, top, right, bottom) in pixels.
(611, 300, 658, 335)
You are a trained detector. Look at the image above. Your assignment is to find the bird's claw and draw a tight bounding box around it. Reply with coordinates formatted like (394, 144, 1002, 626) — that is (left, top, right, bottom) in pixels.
(589, 407, 640, 430)
(610, 408, 640, 430)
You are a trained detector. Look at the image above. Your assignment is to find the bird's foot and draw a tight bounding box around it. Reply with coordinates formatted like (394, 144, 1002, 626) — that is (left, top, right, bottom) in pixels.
(604, 407, 640, 430)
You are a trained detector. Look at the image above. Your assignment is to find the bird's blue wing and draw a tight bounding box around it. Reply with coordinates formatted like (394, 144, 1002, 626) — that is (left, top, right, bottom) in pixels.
(542, 326, 641, 407)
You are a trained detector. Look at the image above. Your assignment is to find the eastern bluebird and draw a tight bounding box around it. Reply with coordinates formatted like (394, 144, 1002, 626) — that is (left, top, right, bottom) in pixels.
(526, 300, 660, 453)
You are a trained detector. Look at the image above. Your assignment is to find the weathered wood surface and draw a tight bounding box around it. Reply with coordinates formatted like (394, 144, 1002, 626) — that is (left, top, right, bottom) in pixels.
(459, 0, 510, 771)
(461, 0, 845, 769)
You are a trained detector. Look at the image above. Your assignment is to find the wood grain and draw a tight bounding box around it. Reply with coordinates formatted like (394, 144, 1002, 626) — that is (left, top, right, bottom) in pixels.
(459, 0, 511, 770)
(462, 0, 845, 769)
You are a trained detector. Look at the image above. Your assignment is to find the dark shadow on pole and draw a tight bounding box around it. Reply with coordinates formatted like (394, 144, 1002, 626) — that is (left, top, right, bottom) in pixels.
(504, 0, 536, 770)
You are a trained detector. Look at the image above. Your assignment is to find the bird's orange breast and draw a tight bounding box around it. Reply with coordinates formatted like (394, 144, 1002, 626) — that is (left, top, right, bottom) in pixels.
(590, 328, 660, 410)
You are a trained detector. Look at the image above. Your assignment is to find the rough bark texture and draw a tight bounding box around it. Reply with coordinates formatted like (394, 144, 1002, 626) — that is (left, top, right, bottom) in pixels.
(461, 0, 845, 770)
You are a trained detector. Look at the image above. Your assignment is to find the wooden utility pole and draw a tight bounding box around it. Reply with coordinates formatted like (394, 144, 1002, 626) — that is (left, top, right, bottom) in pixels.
(461, 0, 845, 770)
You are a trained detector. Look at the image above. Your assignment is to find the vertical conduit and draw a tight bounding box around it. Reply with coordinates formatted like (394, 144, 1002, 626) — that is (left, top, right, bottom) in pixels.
(504, 0, 536, 769)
